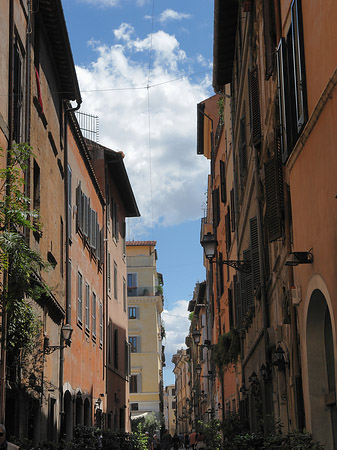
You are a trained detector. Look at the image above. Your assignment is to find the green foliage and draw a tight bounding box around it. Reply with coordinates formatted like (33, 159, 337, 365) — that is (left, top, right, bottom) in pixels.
(196, 419, 222, 450)
(217, 97, 224, 123)
(131, 412, 160, 436)
(213, 328, 240, 372)
(0, 144, 39, 232)
(0, 144, 48, 391)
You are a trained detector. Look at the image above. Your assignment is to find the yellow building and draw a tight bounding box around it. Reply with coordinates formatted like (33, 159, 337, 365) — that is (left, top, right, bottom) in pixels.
(164, 385, 177, 436)
(127, 241, 164, 422)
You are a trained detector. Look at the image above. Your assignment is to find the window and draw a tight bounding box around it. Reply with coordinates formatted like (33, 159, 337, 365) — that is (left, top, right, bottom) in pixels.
(67, 259, 72, 323)
(33, 160, 41, 239)
(127, 273, 138, 296)
(220, 160, 227, 204)
(111, 198, 119, 240)
(239, 114, 247, 183)
(85, 283, 90, 331)
(172, 401, 176, 410)
(130, 403, 139, 411)
(114, 261, 118, 300)
(99, 302, 103, 345)
(107, 253, 111, 293)
(123, 278, 126, 312)
(128, 307, 137, 319)
(130, 376, 139, 393)
(277, 0, 307, 163)
(13, 37, 23, 143)
(77, 272, 83, 323)
(114, 328, 118, 369)
(60, 218, 64, 277)
(129, 336, 138, 353)
(172, 388, 176, 396)
(67, 165, 72, 240)
(92, 292, 96, 338)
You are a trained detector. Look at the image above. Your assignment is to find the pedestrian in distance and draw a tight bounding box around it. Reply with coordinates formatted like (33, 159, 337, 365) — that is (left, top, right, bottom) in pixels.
(172, 433, 180, 450)
(161, 429, 173, 450)
(0, 425, 19, 450)
(184, 433, 189, 450)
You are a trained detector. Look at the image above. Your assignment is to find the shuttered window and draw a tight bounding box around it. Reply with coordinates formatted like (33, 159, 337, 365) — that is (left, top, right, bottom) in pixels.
(265, 154, 284, 242)
(230, 189, 235, 232)
(234, 275, 241, 328)
(277, 0, 307, 163)
(291, 0, 307, 133)
(225, 207, 231, 252)
(67, 165, 72, 239)
(220, 160, 227, 204)
(228, 288, 234, 330)
(277, 38, 290, 163)
(92, 292, 96, 338)
(114, 328, 119, 369)
(77, 272, 83, 323)
(239, 115, 247, 184)
(250, 216, 261, 287)
(263, 0, 276, 80)
(85, 282, 90, 331)
(249, 68, 261, 146)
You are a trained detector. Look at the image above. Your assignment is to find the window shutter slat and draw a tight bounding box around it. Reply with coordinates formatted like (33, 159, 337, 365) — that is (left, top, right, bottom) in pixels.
(250, 216, 261, 287)
(243, 248, 253, 309)
(263, 0, 276, 80)
(265, 152, 284, 242)
(76, 182, 82, 232)
(234, 275, 242, 328)
(291, 0, 307, 133)
(249, 68, 261, 146)
(277, 38, 290, 163)
(220, 160, 227, 204)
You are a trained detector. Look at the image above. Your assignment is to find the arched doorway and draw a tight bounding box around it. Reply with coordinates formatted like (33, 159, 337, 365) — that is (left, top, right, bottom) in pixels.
(64, 391, 73, 441)
(84, 398, 91, 427)
(307, 289, 337, 449)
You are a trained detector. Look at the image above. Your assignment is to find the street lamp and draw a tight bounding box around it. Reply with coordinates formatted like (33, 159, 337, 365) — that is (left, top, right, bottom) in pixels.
(192, 329, 212, 348)
(201, 232, 251, 273)
(44, 323, 73, 355)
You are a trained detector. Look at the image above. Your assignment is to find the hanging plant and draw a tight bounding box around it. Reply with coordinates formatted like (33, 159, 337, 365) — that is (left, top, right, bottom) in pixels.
(213, 328, 241, 372)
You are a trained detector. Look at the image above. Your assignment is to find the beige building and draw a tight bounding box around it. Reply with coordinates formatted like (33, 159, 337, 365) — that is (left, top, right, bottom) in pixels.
(172, 349, 191, 434)
(126, 241, 164, 422)
(164, 385, 176, 435)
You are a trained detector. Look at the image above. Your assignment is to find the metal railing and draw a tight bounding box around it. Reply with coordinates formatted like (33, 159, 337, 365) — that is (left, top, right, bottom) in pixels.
(127, 286, 162, 297)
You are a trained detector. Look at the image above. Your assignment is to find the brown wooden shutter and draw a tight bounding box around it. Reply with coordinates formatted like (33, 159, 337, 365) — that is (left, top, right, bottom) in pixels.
(243, 248, 253, 310)
(250, 216, 260, 287)
(249, 68, 261, 147)
(230, 189, 235, 231)
(239, 115, 247, 183)
(225, 207, 231, 253)
(265, 152, 284, 242)
(233, 275, 242, 328)
(220, 160, 227, 204)
(228, 288, 234, 330)
(277, 38, 290, 163)
(263, 0, 276, 80)
(291, 0, 307, 133)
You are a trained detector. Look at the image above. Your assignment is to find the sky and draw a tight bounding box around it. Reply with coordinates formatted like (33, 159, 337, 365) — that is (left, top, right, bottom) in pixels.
(62, 0, 215, 386)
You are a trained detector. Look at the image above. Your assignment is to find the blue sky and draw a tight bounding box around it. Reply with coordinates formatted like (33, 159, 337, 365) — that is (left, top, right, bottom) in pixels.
(63, 0, 214, 385)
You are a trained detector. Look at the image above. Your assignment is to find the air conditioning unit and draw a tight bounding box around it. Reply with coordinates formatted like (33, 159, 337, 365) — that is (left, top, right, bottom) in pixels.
(291, 286, 302, 305)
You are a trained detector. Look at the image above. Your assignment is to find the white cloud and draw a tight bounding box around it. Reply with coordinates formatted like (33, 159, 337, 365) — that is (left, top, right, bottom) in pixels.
(76, 24, 211, 236)
(77, 0, 120, 7)
(159, 9, 192, 24)
(162, 300, 190, 384)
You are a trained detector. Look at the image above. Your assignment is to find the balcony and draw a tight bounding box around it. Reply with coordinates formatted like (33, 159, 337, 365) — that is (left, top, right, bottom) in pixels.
(127, 286, 163, 297)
